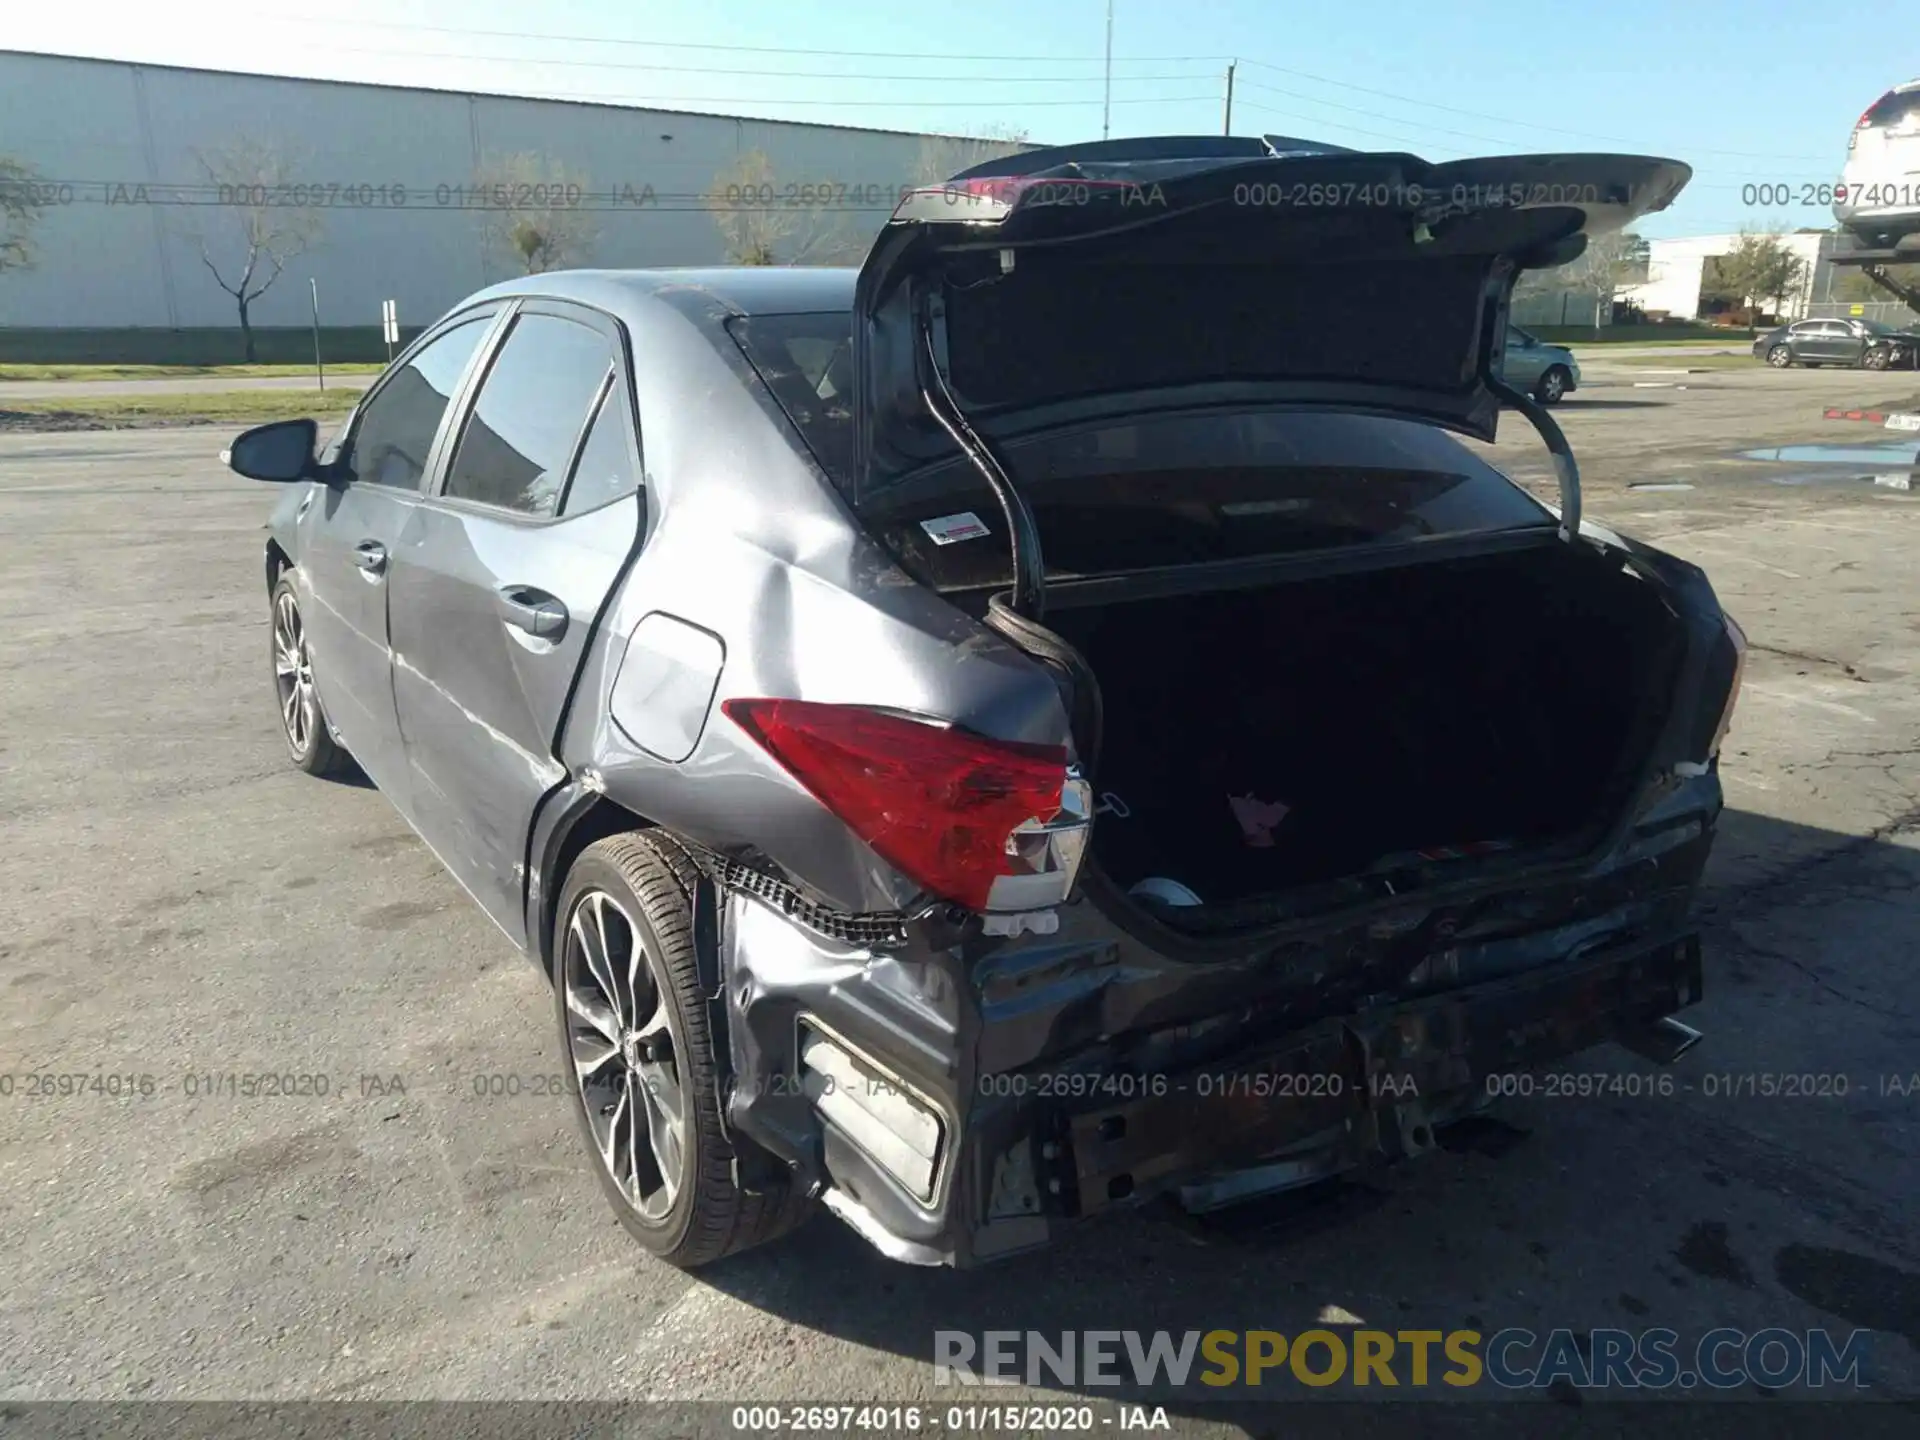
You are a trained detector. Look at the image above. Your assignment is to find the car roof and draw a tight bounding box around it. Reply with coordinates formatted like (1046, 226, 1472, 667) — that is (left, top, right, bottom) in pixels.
(465, 267, 857, 324)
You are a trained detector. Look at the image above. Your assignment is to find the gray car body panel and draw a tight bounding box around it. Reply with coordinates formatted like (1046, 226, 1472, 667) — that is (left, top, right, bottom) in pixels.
(259, 247, 1730, 1265)
(270, 268, 1074, 935)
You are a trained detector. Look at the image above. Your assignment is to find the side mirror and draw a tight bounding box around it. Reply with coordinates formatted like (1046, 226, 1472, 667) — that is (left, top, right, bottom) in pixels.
(223, 418, 320, 483)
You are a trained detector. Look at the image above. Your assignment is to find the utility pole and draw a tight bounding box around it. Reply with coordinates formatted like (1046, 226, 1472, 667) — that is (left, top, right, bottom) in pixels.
(1102, 0, 1114, 141)
(1223, 60, 1236, 136)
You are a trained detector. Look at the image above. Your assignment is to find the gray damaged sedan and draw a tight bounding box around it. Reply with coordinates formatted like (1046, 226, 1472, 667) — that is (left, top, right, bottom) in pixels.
(226, 136, 1743, 1269)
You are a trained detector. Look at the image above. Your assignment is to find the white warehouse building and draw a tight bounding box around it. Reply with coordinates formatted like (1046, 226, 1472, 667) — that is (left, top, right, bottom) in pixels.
(0, 50, 987, 339)
(1617, 232, 1835, 322)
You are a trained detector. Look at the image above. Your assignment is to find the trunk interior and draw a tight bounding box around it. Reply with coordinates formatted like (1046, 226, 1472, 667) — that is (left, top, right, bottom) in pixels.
(1044, 544, 1682, 909)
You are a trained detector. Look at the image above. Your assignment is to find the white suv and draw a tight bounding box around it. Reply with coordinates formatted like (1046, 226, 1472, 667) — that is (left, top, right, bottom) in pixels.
(1836, 79, 1920, 249)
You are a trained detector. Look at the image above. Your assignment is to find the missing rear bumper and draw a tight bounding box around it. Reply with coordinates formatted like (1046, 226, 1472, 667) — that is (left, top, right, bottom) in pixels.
(1061, 931, 1702, 1217)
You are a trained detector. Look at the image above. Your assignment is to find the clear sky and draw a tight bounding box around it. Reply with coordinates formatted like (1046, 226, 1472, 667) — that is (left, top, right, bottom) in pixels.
(9, 0, 1916, 238)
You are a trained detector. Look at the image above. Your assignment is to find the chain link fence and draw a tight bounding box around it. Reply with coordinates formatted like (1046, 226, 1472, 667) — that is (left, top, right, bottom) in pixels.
(1803, 299, 1920, 328)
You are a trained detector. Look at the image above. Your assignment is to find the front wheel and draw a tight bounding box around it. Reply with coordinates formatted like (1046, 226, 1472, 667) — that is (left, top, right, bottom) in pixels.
(553, 832, 813, 1268)
(270, 574, 346, 776)
(1864, 348, 1891, 371)
(1766, 345, 1792, 368)
(1533, 365, 1570, 405)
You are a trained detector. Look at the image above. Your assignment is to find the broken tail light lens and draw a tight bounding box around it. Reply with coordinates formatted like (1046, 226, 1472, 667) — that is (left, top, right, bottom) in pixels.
(722, 698, 1084, 913)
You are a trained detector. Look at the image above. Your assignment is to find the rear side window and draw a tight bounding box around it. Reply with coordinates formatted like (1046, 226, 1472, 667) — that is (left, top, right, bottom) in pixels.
(730, 312, 854, 483)
(344, 317, 490, 490)
(444, 313, 612, 518)
(561, 381, 642, 518)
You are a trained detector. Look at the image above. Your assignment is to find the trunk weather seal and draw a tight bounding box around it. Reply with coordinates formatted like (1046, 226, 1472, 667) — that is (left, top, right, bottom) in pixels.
(1029, 525, 1562, 612)
(914, 297, 1049, 619)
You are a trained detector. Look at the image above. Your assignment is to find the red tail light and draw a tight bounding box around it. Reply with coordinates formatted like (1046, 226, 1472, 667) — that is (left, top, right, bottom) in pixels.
(723, 698, 1080, 913)
(1859, 93, 1893, 129)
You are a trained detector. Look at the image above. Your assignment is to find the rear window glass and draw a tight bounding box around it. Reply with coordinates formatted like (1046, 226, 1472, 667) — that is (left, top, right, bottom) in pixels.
(729, 311, 1551, 592)
(866, 411, 1555, 593)
(1864, 90, 1920, 128)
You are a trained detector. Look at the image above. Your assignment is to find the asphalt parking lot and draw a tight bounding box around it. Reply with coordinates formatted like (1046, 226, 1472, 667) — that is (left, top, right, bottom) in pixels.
(2, 363, 1918, 1428)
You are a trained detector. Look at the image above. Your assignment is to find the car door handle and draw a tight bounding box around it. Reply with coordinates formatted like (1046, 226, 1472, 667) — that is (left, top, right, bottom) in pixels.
(497, 585, 568, 640)
(354, 540, 388, 574)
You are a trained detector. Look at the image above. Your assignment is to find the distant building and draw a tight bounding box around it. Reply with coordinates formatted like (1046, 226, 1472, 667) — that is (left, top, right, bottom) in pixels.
(0, 50, 985, 334)
(1616, 232, 1834, 323)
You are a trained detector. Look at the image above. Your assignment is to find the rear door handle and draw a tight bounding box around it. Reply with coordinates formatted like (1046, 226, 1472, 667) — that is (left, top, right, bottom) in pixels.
(497, 584, 568, 640)
(354, 540, 387, 574)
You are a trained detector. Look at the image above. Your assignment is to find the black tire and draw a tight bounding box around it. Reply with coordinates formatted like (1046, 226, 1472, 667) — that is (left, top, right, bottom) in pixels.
(1864, 348, 1891, 371)
(269, 572, 347, 777)
(553, 831, 813, 1268)
(1766, 345, 1792, 368)
(1533, 365, 1570, 405)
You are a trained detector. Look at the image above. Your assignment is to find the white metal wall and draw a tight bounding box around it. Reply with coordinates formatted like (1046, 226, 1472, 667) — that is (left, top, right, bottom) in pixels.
(0, 51, 945, 329)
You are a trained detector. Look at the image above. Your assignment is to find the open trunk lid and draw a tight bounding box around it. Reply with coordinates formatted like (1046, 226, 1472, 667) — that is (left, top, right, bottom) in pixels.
(849, 136, 1690, 505)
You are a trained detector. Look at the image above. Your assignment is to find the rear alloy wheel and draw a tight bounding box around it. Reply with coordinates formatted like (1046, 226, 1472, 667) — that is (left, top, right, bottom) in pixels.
(553, 832, 813, 1268)
(1767, 345, 1793, 368)
(1533, 365, 1570, 405)
(270, 574, 345, 776)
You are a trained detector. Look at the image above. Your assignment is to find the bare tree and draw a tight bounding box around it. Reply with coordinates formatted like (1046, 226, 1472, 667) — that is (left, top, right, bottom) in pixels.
(0, 155, 49, 275)
(1513, 230, 1647, 325)
(471, 152, 598, 276)
(911, 125, 1032, 188)
(705, 150, 864, 267)
(1566, 231, 1645, 323)
(193, 141, 323, 362)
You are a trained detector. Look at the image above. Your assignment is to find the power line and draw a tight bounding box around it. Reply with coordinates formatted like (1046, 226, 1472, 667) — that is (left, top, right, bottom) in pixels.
(1235, 79, 1544, 149)
(283, 38, 1216, 85)
(1230, 99, 1471, 158)
(405, 91, 1217, 110)
(269, 11, 1834, 164)
(273, 12, 1227, 65)
(86, 10, 1847, 168)
(1234, 59, 1832, 163)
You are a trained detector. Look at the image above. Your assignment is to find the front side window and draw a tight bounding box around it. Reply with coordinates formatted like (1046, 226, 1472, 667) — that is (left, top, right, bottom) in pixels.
(443, 313, 613, 518)
(343, 316, 490, 489)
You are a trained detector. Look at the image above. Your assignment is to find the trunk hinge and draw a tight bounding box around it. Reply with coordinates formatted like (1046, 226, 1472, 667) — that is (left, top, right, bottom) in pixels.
(914, 301, 1049, 619)
(1486, 370, 1583, 544)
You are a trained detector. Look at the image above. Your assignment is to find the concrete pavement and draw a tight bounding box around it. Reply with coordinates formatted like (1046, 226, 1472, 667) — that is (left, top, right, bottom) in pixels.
(2, 370, 1917, 1421)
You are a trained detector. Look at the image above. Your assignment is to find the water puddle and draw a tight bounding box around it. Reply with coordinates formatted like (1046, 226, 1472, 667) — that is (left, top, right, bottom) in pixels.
(1628, 481, 1695, 492)
(1738, 443, 1920, 464)
(1759, 471, 1913, 488)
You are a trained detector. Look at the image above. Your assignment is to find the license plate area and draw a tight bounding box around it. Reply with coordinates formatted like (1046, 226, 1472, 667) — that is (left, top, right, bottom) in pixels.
(1064, 932, 1702, 1214)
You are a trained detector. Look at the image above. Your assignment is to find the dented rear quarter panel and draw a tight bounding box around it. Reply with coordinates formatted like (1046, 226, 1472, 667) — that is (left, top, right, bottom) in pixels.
(539, 277, 1074, 922)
